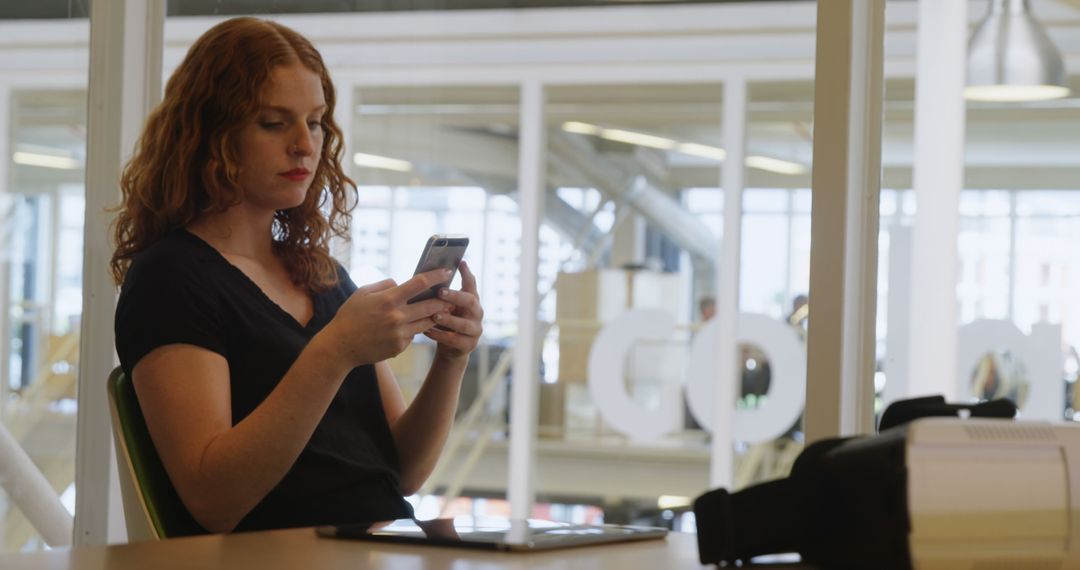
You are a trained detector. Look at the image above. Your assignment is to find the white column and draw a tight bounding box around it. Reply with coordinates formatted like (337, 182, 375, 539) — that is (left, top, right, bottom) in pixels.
(76, 0, 164, 546)
(1007, 191, 1017, 321)
(804, 0, 886, 441)
(508, 81, 544, 520)
(708, 78, 745, 488)
(907, 0, 967, 402)
(331, 83, 354, 267)
(0, 85, 11, 411)
(883, 225, 912, 407)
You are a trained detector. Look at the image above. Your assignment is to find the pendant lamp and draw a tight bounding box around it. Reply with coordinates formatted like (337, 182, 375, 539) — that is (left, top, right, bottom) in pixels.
(965, 0, 1070, 102)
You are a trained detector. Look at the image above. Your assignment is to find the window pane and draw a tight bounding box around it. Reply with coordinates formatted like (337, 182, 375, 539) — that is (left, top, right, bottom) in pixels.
(351, 85, 519, 486)
(2, 84, 87, 552)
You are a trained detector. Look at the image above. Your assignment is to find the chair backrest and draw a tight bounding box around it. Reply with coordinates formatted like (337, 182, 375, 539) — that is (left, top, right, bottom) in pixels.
(106, 367, 206, 540)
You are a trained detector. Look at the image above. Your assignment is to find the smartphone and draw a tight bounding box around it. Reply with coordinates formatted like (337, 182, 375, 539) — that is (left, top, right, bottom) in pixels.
(407, 235, 469, 304)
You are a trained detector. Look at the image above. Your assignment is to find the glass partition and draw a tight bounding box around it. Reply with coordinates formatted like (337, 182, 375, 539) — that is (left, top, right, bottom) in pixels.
(737, 82, 813, 489)
(534, 83, 723, 529)
(1, 87, 87, 552)
(349, 85, 526, 517)
(875, 74, 1080, 421)
(10, 1, 1076, 549)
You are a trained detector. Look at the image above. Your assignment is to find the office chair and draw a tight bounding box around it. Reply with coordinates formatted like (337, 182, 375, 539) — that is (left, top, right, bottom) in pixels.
(107, 367, 206, 540)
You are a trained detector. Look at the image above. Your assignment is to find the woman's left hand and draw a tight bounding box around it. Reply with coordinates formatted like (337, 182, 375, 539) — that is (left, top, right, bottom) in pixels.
(424, 260, 483, 360)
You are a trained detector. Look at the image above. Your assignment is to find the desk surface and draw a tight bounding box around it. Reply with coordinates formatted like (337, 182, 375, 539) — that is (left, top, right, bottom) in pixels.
(0, 528, 711, 570)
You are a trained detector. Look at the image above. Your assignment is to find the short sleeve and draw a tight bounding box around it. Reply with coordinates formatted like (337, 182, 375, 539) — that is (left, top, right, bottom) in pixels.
(336, 262, 358, 295)
(115, 249, 227, 377)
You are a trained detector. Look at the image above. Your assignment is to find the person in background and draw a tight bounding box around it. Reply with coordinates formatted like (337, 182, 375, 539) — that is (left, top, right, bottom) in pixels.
(699, 296, 717, 322)
(786, 293, 809, 334)
(110, 17, 484, 534)
(696, 295, 770, 403)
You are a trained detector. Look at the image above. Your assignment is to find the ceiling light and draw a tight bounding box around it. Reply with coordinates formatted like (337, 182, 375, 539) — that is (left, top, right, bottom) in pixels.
(657, 495, 691, 509)
(562, 121, 680, 151)
(598, 128, 677, 150)
(965, 0, 1070, 102)
(745, 155, 808, 175)
(352, 152, 413, 172)
(561, 121, 602, 136)
(13, 151, 80, 170)
(963, 84, 1070, 102)
(562, 122, 807, 175)
(677, 142, 727, 161)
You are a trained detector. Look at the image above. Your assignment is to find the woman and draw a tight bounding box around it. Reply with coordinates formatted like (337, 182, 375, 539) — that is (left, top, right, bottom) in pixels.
(111, 17, 483, 534)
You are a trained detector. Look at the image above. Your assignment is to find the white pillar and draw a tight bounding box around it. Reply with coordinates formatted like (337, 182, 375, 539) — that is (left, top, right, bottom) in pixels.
(708, 78, 745, 488)
(76, 0, 164, 546)
(0, 85, 11, 411)
(508, 81, 544, 520)
(804, 0, 886, 441)
(332, 83, 354, 267)
(907, 0, 967, 402)
(883, 225, 912, 407)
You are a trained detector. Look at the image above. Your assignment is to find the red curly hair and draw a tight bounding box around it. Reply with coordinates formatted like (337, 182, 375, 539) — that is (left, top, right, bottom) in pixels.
(111, 17, 355, 292)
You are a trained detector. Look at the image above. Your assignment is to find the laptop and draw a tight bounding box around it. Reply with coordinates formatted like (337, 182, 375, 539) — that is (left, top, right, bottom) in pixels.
(314, 516, 668, 552)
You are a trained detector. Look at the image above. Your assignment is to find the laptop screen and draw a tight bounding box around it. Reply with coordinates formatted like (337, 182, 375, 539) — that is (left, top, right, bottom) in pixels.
(316, 516, 668, 552)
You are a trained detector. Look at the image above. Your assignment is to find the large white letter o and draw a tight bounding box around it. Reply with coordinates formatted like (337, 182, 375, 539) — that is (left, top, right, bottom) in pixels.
(587, 309, 681, 441)
(686, 314, 806, 444)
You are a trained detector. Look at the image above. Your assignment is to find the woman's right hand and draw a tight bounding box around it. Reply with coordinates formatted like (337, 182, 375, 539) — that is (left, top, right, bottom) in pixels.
(319, 268, 454, 369)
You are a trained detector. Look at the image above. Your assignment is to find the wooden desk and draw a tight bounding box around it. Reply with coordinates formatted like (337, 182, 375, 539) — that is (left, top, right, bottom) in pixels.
(0, 528, 709, 570)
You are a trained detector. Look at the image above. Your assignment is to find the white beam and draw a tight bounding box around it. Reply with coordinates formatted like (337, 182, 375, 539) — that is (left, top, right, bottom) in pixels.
(708, 78, 746, 488)
(508, 81, 544, 520)
(3, 2, 1080, 81)
(161, 4, 821, 43)
(906, 0, 967, 403)
(75, 0, 163, 546)
(331, 63, 816, 87)
(804, 0, 886, 441)
(0, 423, 73, 546)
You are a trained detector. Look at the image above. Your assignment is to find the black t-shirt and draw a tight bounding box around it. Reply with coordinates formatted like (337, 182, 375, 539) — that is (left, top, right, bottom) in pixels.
(114, 229, 413, 532)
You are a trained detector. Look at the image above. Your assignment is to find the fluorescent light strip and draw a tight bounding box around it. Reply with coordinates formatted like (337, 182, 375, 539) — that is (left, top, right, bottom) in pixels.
(657, 494, 692, 509)
(13, 151, 80, 170)
(597, 128, 677, 150)
(561, 121, 807, 175)
(964, 84, 1071, 102)
(353, 152, 413, 172)
(745, 155, 808, 175)
(562, 121, 676, 149)
(676, 142, 726, 161)
(561, 121, 601, 136)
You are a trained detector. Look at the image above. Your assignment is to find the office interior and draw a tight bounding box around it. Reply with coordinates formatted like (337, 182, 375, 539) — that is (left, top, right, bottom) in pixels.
(0, 0, 1078, 555)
